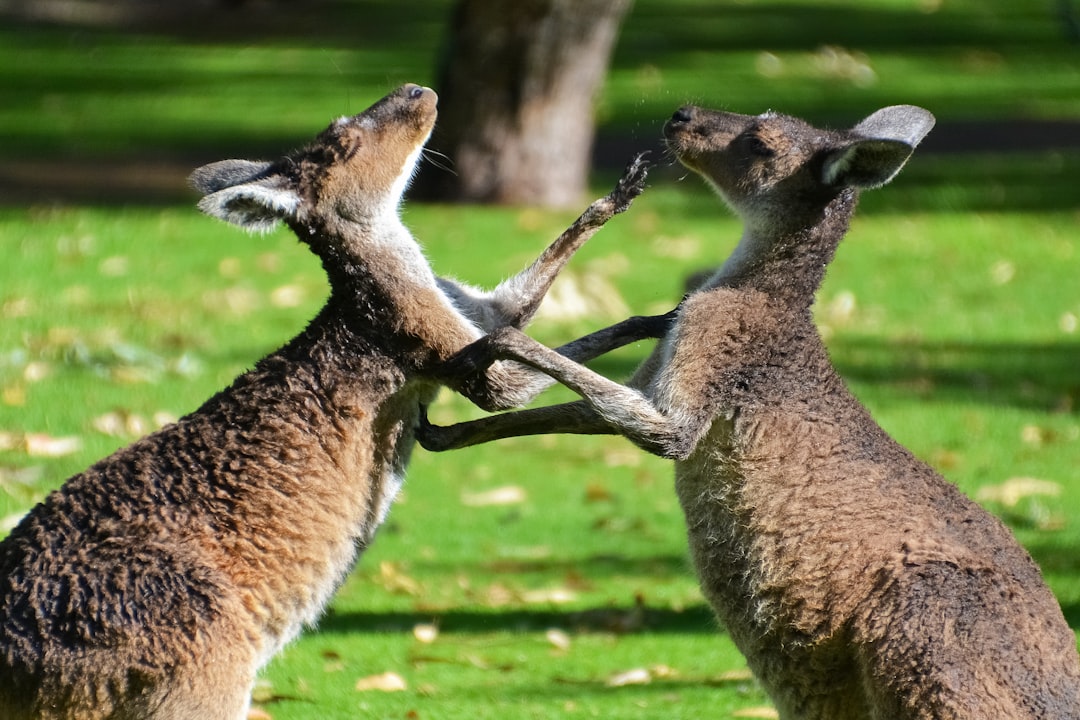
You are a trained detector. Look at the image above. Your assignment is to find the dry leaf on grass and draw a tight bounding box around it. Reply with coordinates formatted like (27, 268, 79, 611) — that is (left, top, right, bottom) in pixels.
(413, 623, 439, 644)
(584, 482, 614, 503)
(732, 707, 780, 719)
(376, 561, 422, 596)
(24, 433, 82, 458)
(711, 668, 755, 683)
(545, 628, 572, 651)
(269, 284, 305, 308)
(460, 485, 527, 507)
(520, 587, 578, 605)
(976, 477, 1061, 507)
(355, 671, 407, 692)
(606, 667, 652, 687)
(605, 664, 678, 688)
(246, 708, 273, 720)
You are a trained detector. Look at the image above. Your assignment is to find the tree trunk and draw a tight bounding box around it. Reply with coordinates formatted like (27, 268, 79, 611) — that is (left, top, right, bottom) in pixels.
(413, 0, 632, 208)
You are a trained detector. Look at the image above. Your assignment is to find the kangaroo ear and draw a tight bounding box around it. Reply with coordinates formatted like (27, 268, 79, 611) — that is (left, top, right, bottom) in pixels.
(822, 138, 917, 189)
(822, 105, 936, 190)
(191, 160, 300, 232)
(189, 159, 273, 194)
(853, 105, 936, 148)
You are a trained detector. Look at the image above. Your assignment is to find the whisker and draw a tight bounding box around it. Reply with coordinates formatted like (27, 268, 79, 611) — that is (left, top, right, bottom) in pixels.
(422, 148, 458, 177)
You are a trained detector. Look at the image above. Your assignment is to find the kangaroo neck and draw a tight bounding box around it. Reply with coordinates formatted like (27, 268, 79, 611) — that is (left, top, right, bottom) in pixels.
(719, 189, 857, 306)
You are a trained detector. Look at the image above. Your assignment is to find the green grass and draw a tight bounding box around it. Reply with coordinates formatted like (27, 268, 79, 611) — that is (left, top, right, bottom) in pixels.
(1, 0, 1079, 717)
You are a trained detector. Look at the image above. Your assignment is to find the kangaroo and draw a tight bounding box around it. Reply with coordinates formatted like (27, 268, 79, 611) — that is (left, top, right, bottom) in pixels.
(0, 84, 661, 720)
(420, 104, 1080, 718)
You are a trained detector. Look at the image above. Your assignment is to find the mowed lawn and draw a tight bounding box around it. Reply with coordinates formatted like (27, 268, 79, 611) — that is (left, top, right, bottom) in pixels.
(1, 0, 1078, 717)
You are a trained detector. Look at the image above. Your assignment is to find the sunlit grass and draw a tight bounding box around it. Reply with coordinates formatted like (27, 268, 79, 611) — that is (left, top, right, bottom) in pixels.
(1, 180, 1078, 716)
(1, 0, 1078, 716)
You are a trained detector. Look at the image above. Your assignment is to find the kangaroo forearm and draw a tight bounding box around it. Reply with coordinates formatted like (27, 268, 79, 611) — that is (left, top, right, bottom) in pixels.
(485, 311, 674, 404)
(417, 400, 615, 451)
(485, 153, 651, 328)
(554, 311, 674, 364)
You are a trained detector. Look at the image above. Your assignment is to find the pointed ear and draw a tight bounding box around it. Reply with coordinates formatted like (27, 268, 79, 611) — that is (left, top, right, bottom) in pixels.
(823, 104, 936, 189)
(853, 105, 936, 148)
(189, 159, 274, 194)
(821, 138, 917, 189)
(196, 178, 301, 232)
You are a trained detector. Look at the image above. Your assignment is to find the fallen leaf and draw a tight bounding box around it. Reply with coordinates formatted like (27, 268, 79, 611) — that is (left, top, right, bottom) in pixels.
(732, 707, 779, 719)
(24, 433, 82, 458)
(92, 411, 150, 438)
(1019, 424, 1055, 447)
(246, 708, 273, 720)
(2, 385, 26, 406)
(712, 668, 755, 683)
(461, 485, 527, 507)
(270, 284, 305, 308)
(606, 667, 651, 687)
(2, 512, 28, 533)
(355, 671, 407, 692)
(545, 628, 571, 651)
(584, 482, 614, 502)
(521, 587, 577, 605)
(22, 361, 50, 383)
(152, 411, 179, 428)
(376, 561, 422, 596)
(650, 664, 677, 679)
(976, 477, 1061, 507)
(413, 623, 439, 644)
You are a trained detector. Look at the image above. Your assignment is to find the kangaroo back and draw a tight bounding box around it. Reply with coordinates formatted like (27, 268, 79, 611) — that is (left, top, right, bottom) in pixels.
(0, 85, 652, 720)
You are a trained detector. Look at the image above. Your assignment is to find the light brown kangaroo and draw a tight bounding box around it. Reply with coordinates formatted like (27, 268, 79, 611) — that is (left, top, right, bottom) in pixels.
(420, 104, 1080, 718)
(0, 84, 662, 720)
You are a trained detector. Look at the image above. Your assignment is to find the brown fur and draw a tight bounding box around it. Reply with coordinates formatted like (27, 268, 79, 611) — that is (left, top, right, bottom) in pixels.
(421, 104, 1080, 718)
(0, 85, 657, 720)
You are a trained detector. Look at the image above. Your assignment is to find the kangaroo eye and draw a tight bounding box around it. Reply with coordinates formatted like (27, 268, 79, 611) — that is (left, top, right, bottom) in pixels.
(746, 136, 774, 157)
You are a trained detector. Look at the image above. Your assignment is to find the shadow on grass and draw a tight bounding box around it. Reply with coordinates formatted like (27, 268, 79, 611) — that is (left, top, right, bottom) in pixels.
(830, 336, 1080, 412)
(587, 335, 1080, 413)
(320, 603, 720, 637)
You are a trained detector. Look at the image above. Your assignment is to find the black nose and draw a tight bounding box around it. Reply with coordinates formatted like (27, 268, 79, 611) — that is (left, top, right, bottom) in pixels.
(671, 106, 693, 124)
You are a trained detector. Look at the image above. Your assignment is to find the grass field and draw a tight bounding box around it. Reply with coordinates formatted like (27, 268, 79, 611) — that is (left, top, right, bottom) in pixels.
(1, 0, 1079, 717)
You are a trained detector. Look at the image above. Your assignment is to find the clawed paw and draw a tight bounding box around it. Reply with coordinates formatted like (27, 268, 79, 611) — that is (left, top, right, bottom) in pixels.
(415, 406, 453, 451)
(611, 151, 651, 212)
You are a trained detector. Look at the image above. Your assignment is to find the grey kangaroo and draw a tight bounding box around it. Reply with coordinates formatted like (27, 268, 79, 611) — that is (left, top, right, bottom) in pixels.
(0, 84, 660, 720)
(420, 104, 1080, 718)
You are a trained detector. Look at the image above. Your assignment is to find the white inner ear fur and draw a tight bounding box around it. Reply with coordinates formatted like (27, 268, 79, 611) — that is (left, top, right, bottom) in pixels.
(198, 182, 301, 233)
(822, 146, 857, 186)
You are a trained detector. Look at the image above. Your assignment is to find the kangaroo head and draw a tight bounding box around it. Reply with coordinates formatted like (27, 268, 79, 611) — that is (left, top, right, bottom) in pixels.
(664, 104, 934, 233)
(190, 84, 437, 239)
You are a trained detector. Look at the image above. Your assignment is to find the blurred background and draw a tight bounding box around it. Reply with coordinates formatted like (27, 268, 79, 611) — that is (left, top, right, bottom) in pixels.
(2, 0, 1078, 208)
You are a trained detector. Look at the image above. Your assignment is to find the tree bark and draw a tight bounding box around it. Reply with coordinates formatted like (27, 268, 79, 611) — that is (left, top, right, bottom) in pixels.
(413, 0, 632, 208)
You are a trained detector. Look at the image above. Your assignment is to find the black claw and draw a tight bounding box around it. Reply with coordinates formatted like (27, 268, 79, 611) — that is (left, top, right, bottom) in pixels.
(416, 404, 449, 451)
(612, 151, 651, 212)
